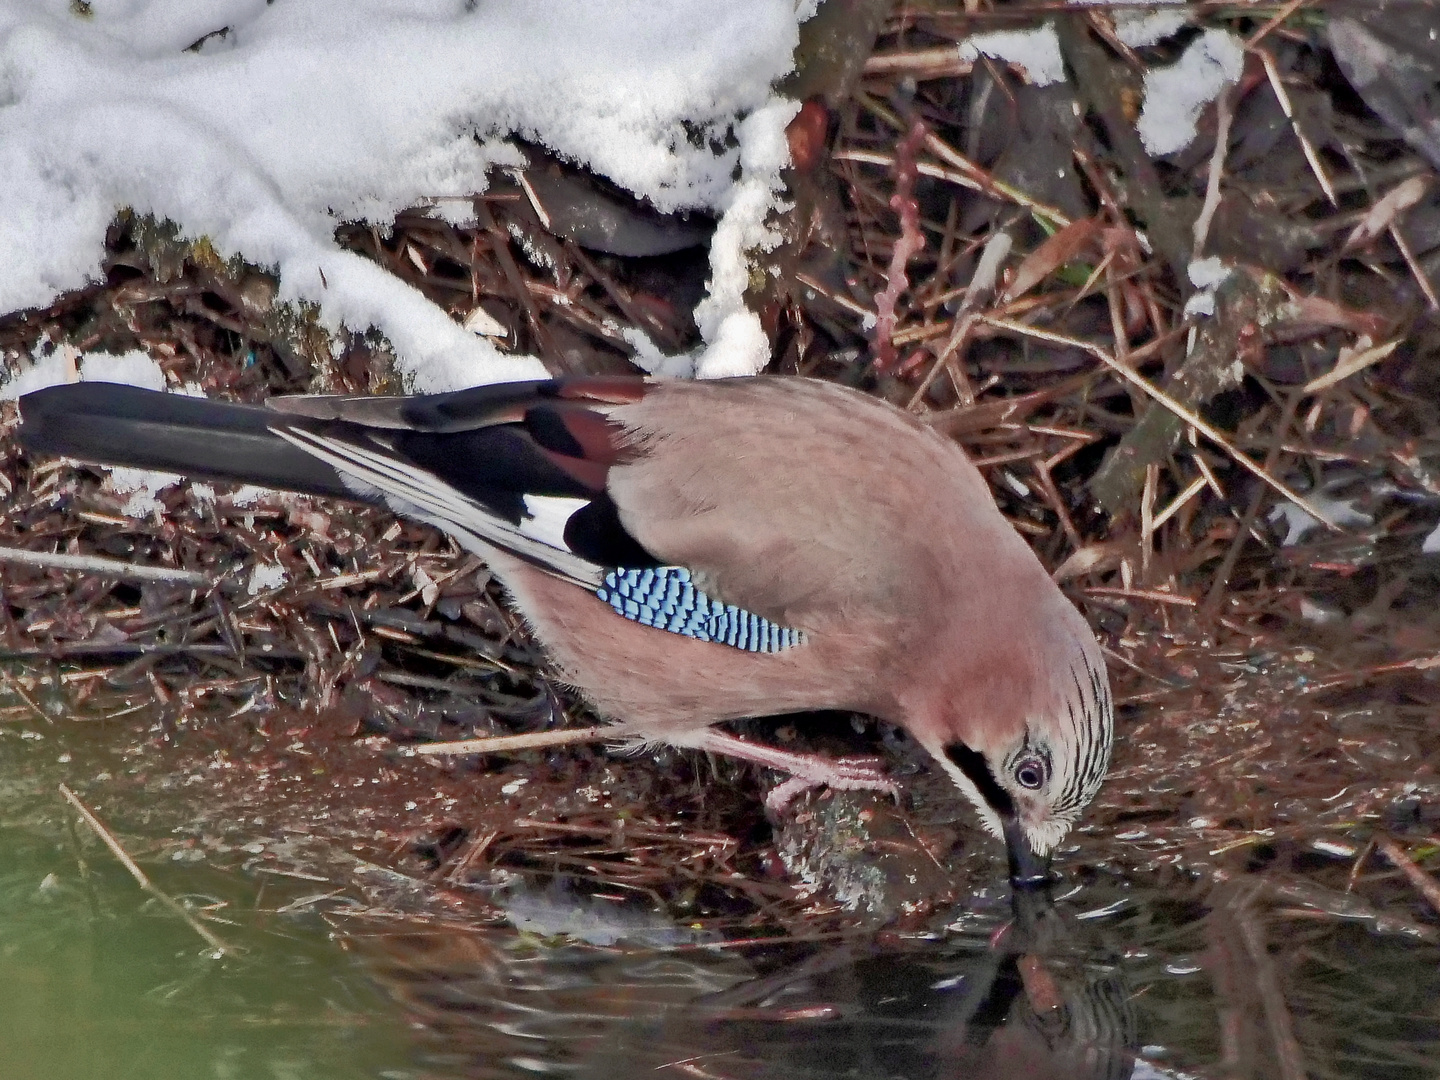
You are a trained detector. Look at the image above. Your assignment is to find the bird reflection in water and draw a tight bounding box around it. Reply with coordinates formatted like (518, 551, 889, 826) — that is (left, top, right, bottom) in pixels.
(926, 887, 1138, 1080)
(357, 877, 1139, 1080)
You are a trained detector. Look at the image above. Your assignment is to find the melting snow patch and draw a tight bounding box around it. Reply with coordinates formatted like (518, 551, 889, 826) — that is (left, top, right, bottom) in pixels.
(0, 351, 74, 400)
(1137, 29, 1246, 156)
(1, 348, 192, 510)
(80, 349, 169, 391)
(958, 27, 1067, 87)
(0, 345, 170, 398)
(108, 465, 183, 519)
(246, 562, 290, 596)
(1182, 257, 1233, 318)
(622, 327, 696, 379)
(1111, 2, 1190, 49)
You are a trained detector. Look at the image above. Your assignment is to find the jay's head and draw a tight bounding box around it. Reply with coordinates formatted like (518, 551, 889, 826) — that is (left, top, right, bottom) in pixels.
(920, 618, 1113, 887)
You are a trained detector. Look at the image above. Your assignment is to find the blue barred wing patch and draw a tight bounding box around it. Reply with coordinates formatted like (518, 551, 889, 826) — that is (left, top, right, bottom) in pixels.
(595, 567, 805, 652)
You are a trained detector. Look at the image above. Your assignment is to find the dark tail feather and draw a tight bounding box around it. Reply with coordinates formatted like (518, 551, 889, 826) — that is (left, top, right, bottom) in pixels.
(18, 383, 358, 502)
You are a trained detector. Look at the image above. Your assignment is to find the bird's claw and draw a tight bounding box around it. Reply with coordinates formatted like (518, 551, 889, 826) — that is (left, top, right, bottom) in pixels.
(764, 754, 901, 814)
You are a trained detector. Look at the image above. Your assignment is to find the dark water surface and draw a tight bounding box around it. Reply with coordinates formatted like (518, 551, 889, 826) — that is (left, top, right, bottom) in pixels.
(3, 710, 1438, 1080)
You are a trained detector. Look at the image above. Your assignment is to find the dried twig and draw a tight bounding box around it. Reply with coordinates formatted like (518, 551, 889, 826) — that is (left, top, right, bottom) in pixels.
(1244, 0, 1314, 50)
(978, 315, 1343, 529)
(857, 92, 1070, 227)
(0, 545, 214, 587)
(1256, 47, 1336, 207)
(1192, 86, 1235, 258)
(1375, 835, 1440, 918)
(1301, 338, 1400, 394)
(1302, 654, 1440, 692)
(59, 784, 234, 956)
(0, 668, 51, 724)
(406, 724, 613, 756)
(1236, 907, 1308, 1080)
(1201, 394, 1297, 620)
(1086, 586, 1195, 607)
(1151, 475, 1208, 531)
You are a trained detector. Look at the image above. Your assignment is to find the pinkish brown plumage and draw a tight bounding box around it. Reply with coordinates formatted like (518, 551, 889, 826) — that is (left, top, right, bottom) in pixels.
(19, 374, 1113, 883)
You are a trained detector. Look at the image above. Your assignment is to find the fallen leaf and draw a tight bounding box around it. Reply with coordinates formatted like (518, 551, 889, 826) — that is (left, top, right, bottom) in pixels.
(1344, 175, 1430, 250)
(1000, 217, 1100, 304)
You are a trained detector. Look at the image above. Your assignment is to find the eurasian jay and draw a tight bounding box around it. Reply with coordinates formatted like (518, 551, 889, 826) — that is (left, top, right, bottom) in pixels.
(18, 375, 1113, 885)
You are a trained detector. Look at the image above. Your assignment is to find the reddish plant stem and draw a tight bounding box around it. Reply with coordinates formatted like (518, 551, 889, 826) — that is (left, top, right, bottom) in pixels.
(872, 120, 928, 373)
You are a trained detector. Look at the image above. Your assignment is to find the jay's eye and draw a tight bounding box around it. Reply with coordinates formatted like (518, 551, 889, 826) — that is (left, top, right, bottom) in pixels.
(1014, 757, 1048, 790)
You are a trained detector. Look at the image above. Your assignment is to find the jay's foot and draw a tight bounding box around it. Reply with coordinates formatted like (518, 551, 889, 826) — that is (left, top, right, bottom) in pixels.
(693, 729, 900, 813)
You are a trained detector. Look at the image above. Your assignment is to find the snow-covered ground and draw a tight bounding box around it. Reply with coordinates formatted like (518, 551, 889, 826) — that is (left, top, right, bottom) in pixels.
(0, 0, 1233, 397)
(0, 0, 805, 388)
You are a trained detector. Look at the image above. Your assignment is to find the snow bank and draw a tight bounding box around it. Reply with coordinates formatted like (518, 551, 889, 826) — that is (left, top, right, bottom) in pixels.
(0, 0, 806, 387)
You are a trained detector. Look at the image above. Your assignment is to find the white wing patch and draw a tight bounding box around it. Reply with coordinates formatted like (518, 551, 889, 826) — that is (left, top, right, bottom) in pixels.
(520, 494, 591, 550)
(273, 427, 604, 588)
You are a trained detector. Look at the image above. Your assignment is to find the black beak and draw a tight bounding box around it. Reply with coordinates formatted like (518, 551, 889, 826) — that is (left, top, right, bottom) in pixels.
(1003, 816, 1051, 889)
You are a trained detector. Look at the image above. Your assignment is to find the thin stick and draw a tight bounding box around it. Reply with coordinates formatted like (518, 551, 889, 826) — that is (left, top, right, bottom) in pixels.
(864, 47, 973, 79)
(918, 133, 1070, 228)
(793, 271, 875, 321)
(1201, 395, 1296, 620)
(0, 545, 213, 587)
(1244, 0, 1312, 50)
(853, 94, 1071, 228)
(406, 724, 615, 756)
(1140, 463, 1159, 580)
(1302, 338, 1400, 394)
(978, 316, 1343, 530)
(1303, 654, 1440, 692)
(1032, 460, 1083, 549)
(1389, 224, 1440, 311)
(1192, 451, 1228, 499)
(1086, 587, 1196, 607)
(1376, 835, 1440, 917)
(836, 150, 998, 200)
(1237, 906, 1309, 1080)
(446, 829, 499, 885)
(1193, 86, 1235, 258)
(1257, 48, 1336, 207)
(1099, 643, 1180, 688)
(912, 311, 979, 409)
(0, 668, 51, 725)
(1345, 836, 1376, 895)
(1151, 475, 1208, 531)
(59, 784, 233, 956)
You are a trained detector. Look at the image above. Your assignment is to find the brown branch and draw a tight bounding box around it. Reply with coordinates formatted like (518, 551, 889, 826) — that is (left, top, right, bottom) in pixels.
(1376, 834, 1440, 918)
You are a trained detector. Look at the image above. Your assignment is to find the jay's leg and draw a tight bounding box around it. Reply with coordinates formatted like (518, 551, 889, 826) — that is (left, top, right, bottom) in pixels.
(405, 725, 899, 813)
(691, 729, 900, 813)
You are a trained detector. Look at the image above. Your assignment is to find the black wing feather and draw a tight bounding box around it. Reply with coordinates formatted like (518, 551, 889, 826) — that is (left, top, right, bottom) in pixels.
(563, 492, 661, 568)
(384, 425, 598, 524)
(19, 379, 660, 587)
